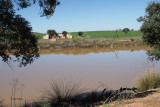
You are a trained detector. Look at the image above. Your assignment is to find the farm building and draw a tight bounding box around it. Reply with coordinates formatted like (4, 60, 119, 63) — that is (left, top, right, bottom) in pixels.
(42, 34, 49, 39)
(42, 34, 73, 40)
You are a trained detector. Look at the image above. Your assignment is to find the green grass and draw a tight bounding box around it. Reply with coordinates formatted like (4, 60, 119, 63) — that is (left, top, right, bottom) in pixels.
(33, 33, 47, 39)
(70, 31, 142, 39)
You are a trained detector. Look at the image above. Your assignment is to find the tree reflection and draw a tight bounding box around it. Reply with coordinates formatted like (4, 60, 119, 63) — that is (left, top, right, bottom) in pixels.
(147, 47, 160, 61)
(0, 42, 39, 67)
(0, 1, 39, 67)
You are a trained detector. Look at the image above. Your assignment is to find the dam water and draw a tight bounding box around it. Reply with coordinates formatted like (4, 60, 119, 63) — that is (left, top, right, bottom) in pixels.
(0, 47, 160, 106)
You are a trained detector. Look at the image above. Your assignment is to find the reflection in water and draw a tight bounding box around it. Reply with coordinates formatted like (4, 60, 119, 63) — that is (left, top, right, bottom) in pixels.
(10, 78, 24, 107)
(114, 51, 119, 59)
(147, 48, 160, 61)
(0, 98, 4, 107)
(0, 43, 39, 68)
(0, 47, 159, 106)
(39, 46, 150, 55)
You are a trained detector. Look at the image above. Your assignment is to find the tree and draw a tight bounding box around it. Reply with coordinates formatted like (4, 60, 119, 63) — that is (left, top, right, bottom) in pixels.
(47, 30, 57, 39)
(78, 31, 83, 37)
(119, 29, 122, 31)
(137, 1, 160, 47)
(62, 31, 68, 38)
(137, 1, 160, 61)
(123, 28, 130, 34)
(8, 0, 60, 18)
(0, 0, 60, 67)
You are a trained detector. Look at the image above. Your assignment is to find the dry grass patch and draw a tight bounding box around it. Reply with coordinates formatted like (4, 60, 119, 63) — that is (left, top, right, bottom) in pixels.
(100, 91, 160, 107)
(42, 78, 86, 105)
(136, 69, 160, 92)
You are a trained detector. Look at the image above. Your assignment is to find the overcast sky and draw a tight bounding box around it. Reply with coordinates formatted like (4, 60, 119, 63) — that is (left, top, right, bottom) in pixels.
(16, 0, 153, 33)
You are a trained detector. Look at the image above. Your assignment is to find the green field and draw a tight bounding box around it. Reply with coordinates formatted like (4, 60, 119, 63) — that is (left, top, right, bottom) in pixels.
(34, 31, 142, 39)
(33, 33, 47, 39)
(70, 31, 142, 38)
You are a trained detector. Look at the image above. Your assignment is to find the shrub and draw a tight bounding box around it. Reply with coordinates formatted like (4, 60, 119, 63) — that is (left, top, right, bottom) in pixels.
(78, 31, 83, 37)
(47, 30, 57, 39)
(62, 31, 68, 38)
(130, 38, 134, 42)
(136, 69, 160, 92)
(123, 28, 130, 34)
(42, 79, 86, 105)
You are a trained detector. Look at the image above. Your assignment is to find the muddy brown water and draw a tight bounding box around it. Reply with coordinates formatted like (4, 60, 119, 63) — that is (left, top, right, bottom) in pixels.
(0, 46, 160, 106)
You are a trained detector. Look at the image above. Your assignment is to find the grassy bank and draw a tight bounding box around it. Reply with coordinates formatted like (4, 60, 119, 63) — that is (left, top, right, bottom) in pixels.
(38, 38, 144, 49)
(34, 31, 142, 39)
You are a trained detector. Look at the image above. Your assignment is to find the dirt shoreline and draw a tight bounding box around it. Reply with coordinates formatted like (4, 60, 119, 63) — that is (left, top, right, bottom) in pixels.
(100, 89, 160, 107)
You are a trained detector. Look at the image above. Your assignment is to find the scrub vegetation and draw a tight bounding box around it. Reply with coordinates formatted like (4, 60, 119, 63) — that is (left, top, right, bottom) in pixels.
(136, 69, 160, 92)
(38, 38, 144, 49)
